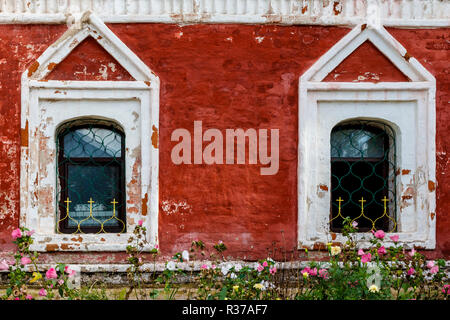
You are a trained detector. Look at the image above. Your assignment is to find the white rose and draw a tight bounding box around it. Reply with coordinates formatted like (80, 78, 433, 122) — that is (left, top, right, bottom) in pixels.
(181, 250, 190, 262)
(166, 261, 176, 271)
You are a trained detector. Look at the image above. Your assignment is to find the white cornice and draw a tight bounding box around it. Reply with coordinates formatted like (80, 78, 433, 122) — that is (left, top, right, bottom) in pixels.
(0, 0, 448, 27)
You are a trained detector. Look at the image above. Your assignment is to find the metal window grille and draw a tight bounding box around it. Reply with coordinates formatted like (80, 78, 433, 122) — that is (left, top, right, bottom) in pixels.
(56, 120, 126, 234)
(330, 120, 397, 232)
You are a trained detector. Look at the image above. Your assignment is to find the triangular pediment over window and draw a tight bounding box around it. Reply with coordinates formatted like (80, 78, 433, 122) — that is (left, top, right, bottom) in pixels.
(24, 11, 154, 82)
(302, 24, 434, 83)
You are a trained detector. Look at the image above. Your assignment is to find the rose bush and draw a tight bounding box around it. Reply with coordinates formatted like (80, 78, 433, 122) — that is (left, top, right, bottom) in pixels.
(0, 219, 448, 300)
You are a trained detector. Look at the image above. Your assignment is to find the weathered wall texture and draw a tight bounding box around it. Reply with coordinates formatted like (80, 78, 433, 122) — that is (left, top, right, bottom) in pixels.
(0, 23, 448, 263)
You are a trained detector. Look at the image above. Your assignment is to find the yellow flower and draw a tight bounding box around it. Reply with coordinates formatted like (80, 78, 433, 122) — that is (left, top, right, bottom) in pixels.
(233, 285, 239, 291)
(330, 246, 342, 256)
(29, 272, 42, 284)
(253, 283, 264, 290)
(368, 284, 379, 293)
(302, 272, 309, 278)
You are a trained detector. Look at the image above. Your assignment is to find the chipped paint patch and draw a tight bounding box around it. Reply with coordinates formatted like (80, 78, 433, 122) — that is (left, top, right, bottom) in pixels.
(47, 62, 57, 71)
(151, 125, 158, 149)
(142, 193, 148, 216)
(27, 61, 39, 77)
(333, 1, 342, 15)
(45, 244, 59, 251)
(20, 120, 29, 147)
(161, 200, 192, 216)
(428, 180, 436, 192)
(402, 169, 411, 175)
(404, 52, 411, 61)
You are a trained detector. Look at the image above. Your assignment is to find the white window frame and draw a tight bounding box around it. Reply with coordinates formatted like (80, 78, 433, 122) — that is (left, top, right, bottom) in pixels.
(20, 13, 159, 252)
(298, 24, 436, 249)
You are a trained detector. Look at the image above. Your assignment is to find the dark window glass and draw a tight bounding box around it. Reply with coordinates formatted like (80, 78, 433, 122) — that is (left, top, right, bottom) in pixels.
(330, 121, 397, 232)
(57, 122, 126, 234)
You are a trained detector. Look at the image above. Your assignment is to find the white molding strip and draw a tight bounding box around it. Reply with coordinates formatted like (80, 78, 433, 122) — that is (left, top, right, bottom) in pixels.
(0, 0, 448, 27)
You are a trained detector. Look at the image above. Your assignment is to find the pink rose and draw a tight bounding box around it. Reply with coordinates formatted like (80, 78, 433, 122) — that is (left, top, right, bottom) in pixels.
(407, 268, 415, 276)
(442, 284, 450, 295)
(361, 253, 372, 264)
(262, 261, 268, 267)
(357, 249, 365, 256)
(409, 248, 416, 257)
(318, 269, 329, 279)
(11, 228, 22, 240)
(378, 246, 387, 255)
(269, 267, 277, 275)
(430, 265, 439, 274)
(427, 261, 435, 269)
(64, 266, 76, 278)
(200, 264, 208, 270)
(373, 230, 385, 240)
(138, 220, 143, 226)
(0, 260, 9, 271)
(257, 264, 264, 272)
(26, 230, 35, 237)
(390, 235, 399, 243)
(58, 279, 64, 285)
(25, 295, 33, 300)
(38, 288, 47, 297)
(45, 267, 58, 279)
(301, 267, 311, 275)
(20, 257, 32, 265)
(309, 268, 318, 276)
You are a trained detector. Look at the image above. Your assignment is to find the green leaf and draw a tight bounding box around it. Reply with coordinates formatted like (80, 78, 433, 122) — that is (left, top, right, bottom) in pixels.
(57, 264, 65, 273)
(219, 287, 228, 300)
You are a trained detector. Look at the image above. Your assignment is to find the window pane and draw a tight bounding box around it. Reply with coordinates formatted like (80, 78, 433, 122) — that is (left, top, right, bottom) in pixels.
(57, 123, 126, 234)
(66, 164, 122, 228)
(330, 121, 396, 233)
(63, 128, 122, 158)
(331, 129, 385, 158)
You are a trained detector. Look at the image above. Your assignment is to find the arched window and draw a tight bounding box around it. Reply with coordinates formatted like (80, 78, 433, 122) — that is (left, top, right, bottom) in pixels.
(56, 120, 126, 234)
(330, 120, 396, 232)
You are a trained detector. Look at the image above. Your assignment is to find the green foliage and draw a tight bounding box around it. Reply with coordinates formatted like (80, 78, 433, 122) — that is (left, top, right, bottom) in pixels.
(1, 220, 448, 300)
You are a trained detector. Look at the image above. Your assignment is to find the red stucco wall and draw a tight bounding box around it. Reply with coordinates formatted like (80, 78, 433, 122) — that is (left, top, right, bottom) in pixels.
(0, 24, 448, 263)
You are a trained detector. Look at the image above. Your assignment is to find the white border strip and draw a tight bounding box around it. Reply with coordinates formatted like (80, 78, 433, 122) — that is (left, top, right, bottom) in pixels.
(0, 0, 448, 27)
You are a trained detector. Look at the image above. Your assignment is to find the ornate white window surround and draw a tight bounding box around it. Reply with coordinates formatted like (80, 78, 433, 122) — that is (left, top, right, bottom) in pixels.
(298, 24, 436, 249)
(20, 13, 160, 252)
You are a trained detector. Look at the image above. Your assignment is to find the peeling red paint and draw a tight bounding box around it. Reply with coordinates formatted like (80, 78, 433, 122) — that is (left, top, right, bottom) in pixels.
(319, 184, 328, 191)
(402, 169, 411, 175)
(0, 24, 448, 261)
(324, 41, 410, 82)
(45, 36, 134, 81)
